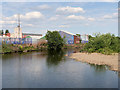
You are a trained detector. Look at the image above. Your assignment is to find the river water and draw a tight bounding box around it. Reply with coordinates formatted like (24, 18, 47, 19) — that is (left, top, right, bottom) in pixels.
(2, 50, 118, 88)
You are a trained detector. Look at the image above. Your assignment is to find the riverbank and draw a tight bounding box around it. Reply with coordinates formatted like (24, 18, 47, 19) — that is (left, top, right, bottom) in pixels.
(1, 44, 48, 54)
(69, 52, 118, 71)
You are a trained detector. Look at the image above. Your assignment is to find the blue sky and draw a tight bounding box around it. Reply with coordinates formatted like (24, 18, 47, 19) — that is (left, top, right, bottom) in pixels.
(1, 2, 118, 36)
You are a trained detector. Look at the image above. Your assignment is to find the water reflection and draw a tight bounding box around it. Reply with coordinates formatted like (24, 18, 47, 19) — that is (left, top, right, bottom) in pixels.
(90, 64, 108, 72)
(2, 50, 118, 88)
(46, 49, 66, 67)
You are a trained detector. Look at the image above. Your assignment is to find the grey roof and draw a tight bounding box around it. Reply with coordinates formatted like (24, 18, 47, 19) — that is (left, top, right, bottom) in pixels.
(22, 33, 42, 36)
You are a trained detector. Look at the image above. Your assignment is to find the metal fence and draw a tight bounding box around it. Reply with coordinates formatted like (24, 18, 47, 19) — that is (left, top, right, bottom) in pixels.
(2, 38, 32, 44)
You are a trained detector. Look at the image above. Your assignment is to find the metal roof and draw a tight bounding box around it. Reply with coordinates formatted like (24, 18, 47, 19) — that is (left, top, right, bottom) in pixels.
(59, 30, 75, 36)
(22, 33, 42, 36)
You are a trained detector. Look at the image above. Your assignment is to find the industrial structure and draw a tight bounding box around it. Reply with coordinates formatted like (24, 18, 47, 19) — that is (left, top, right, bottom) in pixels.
(59, 30, 88, 44)
(0, 14, 42, 44)
(0, 14, 89, 45)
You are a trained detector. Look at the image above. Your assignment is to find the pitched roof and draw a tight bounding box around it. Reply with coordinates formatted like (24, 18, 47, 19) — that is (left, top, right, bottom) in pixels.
(59, 30, 75, 36)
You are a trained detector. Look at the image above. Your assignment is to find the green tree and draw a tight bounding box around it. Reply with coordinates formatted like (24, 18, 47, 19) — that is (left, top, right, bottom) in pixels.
(76, 34, 80, 37)
(83, 33, 120, 54)
(0, 30, 4, 35)
(45, 31, 65, 50)
(5, 30, 9, 35)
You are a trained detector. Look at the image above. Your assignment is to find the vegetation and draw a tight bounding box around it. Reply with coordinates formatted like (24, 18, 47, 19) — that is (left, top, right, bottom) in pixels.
(45, 31, 65, 50)
(82, 33, 120, 55)
(5, 30, 9, 35)
(0, 30, 4, 35)
(1, 43, 47, 54)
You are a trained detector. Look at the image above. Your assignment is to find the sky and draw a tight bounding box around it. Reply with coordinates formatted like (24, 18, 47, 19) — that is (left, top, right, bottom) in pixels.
(0, 2, 118, 36)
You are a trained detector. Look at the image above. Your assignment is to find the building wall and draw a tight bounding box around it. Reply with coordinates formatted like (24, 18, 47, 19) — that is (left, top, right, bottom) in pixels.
(81, 34, 89, 43)
(74, 35, 80, 44)
(59, 31, 74, 44)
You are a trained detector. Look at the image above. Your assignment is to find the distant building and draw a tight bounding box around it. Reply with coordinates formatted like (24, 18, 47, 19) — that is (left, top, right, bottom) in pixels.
(59, 30, 89, 44)
(22, 33, 42, 44)
(14, 27, 22, 38)
(74, 35, 80, 44)
(59, 30, 75, 44)
(81, 34, 89, 43)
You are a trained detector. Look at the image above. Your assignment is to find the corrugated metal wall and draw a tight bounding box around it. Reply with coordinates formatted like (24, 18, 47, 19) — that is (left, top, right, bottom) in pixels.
(59, 31, 74, 44)
(2, 38, 32, 44)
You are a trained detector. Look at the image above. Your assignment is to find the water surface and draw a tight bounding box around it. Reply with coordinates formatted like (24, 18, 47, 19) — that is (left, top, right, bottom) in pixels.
(2, 50, 118, 88)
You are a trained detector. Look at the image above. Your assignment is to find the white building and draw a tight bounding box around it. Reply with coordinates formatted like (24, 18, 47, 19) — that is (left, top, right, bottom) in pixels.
(14, 27, 22, 38)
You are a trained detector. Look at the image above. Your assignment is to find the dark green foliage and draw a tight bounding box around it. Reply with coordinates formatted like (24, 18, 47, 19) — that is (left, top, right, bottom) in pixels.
(5, 30, 9, 35)
(0, 30, 4, 35)
(45, 31, 65, 50)
(83, 33, 120, 55)
(1, 30, 4, 35)
(76, 34, 80, 37)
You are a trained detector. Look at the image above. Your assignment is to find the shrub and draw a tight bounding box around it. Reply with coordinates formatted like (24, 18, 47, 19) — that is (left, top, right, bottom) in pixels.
(83, 33, 120, 55)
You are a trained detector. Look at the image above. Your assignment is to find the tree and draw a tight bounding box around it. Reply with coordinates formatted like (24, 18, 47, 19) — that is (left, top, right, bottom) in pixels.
(0, 30, 4, 35)
(45, 31, 65, 50)
(5, 30, 9, 35)
(76, 34, 80, 37)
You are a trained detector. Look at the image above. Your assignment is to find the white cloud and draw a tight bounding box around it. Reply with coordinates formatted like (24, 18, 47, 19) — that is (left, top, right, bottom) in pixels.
(59, 25, 70, 28)
(56, 6, 85, 13)
(4, 11, 44, 21)
(113, 12, 118, 16)
(103, 15, 113, 19)
(88, 18, 95, 21)
(85, 23, 89, 26)
(21, 11, 44, 20)
(36, 5, 50, 10)
(0, 20, 17, 24)
(49, 17, 58, 21)
(25, 24, 34, 27)
(103, 12, 118, 19)
(66, 15, 85, 20)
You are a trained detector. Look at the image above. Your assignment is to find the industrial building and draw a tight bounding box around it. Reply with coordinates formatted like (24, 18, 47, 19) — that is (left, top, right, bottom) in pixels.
(59, 30, 88, 44)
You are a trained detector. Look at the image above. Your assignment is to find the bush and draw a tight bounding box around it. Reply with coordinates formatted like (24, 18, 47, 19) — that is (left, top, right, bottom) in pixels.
(83, 33, 120, 55)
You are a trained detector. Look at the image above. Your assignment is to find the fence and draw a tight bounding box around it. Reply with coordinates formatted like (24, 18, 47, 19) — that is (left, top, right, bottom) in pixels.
(2, 38, 32, 44)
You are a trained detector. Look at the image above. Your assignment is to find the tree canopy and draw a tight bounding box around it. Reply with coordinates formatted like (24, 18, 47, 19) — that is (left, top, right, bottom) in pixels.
(45, 31, 65, 50)
(5, 30, 9, 35)
(83, 33, 120, 55)
(0, 30, 4, 35)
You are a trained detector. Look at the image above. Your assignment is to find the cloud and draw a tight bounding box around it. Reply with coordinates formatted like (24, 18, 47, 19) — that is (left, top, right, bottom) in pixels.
(66, 15, 85, 20)
(103, 15, 113, 19)
(88, 18, 95, 21)
(21, 11, 44, 20)
(35, 5, 50, 10)
(0, 20, 17, 24)
(103, 12, 118, 19)
(24, 24, 34, 27)
(49, 17, 58, 21)
(59, 25, 70, 28)
(113, 12, 118, 16)
(3, 11, 44, 21)
(56, 6, 85, 13)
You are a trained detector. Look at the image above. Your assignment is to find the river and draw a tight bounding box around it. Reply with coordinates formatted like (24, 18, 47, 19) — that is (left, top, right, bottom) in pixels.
(2, 50, 118, 88)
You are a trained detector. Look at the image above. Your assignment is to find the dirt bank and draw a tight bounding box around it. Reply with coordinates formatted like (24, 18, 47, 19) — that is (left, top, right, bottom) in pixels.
(69, 53, 118, 71)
